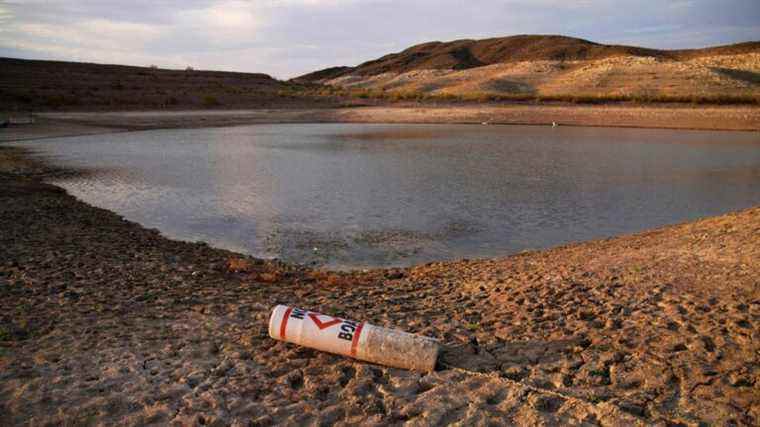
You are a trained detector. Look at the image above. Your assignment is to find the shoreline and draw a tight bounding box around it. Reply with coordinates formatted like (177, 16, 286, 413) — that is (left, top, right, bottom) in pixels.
(1, 104, 759, 143)
(1, 131, 758, 424)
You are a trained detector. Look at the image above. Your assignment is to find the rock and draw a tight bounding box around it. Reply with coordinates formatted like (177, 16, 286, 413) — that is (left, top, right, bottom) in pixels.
(734, 318, 751, 328)
(251, 415, 274, 427)
(501, 366, 529, 381)
(284, 371, 304, 390)
(579, 365, 611, 386)
(552, 373, 573, 387)
(385, 270, 405, 280)
(205, 341, 220, 355)
(529, 394, 564, 413)
(701, 336, 716, 352)
(226, 258, 255, 273)
(61, 290, 80, 301)
(601, 351, 626, 366)
(255, 272, 280, 283)
(618, 401, 647, 418)
(561, 359, 584, 372)
(184, 371, 205, 388)
(728, 372, 752, 387)
(605, 318, 623, 329)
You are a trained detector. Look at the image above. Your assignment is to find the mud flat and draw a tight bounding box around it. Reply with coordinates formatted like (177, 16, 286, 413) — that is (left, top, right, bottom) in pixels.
(1, 134, 759, 425)
(0, 104, 757, 143)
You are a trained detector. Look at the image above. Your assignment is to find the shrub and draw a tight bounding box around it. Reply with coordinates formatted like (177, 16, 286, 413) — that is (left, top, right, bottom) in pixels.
(14, 93, 33, 104)
(45, 95, 67, 108)
(202, 95, 220, 106)
(434, 93, 459, 102)
(388, 90, 421, 101)
(460, 92, 495, 102)
(330, 84, 760, 106)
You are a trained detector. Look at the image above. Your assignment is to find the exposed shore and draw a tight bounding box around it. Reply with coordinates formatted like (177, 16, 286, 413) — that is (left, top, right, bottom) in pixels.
(0, 117, 758, 425)
(2, 104, 760, 144)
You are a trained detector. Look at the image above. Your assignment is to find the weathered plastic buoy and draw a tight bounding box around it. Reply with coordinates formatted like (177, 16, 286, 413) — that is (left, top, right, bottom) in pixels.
(268, 305, 440, 372)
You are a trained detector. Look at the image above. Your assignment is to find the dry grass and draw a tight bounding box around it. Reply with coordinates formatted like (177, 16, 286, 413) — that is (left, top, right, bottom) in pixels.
(316, 53, 760, 105)
(330, 88, 760, 105)
(0, 57, 339, 111)
(296, 35, 760, 80)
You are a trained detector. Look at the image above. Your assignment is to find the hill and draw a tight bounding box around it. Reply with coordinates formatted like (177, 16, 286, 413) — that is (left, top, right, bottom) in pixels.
(0, 57, 334, 111)
(295, 35, 760, 102)
(3, 35, 759, 110)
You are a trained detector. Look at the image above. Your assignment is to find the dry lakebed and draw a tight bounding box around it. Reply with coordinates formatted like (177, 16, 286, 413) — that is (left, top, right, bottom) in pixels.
(0, 115, 758, 426)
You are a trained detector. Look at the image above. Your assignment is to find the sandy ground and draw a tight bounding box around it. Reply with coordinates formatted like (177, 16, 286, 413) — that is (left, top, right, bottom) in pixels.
(1, 104, 758, 143)
(322, 54, 760, 100)
(1, 123, 758, 425)
(0, 120, 121, 143)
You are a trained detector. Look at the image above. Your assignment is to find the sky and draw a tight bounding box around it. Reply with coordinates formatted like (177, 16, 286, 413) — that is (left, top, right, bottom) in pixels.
(0, 0, 759, 79)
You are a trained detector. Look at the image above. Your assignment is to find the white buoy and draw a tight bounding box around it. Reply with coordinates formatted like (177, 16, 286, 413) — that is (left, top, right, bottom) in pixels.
(268, 305, 440, 372)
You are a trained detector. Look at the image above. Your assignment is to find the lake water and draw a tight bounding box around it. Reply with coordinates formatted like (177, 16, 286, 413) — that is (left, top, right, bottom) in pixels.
(18, 124, 760, 269)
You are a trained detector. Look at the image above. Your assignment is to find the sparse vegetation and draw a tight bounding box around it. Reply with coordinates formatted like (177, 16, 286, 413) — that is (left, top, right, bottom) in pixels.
(1, 39, 758, 111)
(294, 36, 760, 107)
(330, 88, 760, 106)
(202, 95, 220, 107)
(0, 57, 336, 110)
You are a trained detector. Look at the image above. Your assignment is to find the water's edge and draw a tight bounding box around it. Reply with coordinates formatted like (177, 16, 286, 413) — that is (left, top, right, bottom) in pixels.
(18, 123, 760, 269)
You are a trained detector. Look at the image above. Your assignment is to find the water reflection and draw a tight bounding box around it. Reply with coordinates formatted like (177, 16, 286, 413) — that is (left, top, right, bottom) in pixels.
(18, 124, 760, 269)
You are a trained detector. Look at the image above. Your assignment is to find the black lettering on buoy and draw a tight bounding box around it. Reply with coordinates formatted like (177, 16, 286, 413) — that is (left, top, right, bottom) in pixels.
(338, 332, 353, 341)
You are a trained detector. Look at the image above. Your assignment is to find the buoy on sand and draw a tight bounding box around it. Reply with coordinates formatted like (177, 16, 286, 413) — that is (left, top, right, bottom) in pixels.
(269, 305, 440, 372)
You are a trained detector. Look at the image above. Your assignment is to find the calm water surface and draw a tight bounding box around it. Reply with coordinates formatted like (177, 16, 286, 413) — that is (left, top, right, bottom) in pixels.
(19, 124, 760, 269)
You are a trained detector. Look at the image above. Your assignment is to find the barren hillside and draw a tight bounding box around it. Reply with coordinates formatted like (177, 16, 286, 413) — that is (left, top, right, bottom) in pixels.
(0, 57, 335, 111)
(296, 36, 760, 101)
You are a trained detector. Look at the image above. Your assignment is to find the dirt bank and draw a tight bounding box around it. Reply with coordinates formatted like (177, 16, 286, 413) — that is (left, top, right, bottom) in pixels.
(1, 104, 759, 144)
(0, 136, 758, 425)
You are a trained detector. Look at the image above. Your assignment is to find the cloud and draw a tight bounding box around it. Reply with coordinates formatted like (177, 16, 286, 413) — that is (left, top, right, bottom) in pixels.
(0, 5, 12, 21)
(0, 0, 758, 78)
(17, 19, 163, 50)
(175, 1, 262, 43)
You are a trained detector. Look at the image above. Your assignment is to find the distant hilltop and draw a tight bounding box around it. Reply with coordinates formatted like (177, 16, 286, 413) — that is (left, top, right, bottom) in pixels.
(0, 57, 335, 111)
(296, 35, 760, 80)
(294, 35, 760, 102)
(2, 34, 759, 110)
